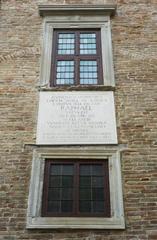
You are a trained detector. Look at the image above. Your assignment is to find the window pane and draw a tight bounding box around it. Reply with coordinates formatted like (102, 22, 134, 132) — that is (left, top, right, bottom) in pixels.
(58, 33, 75, 55)
(80, 33, 96, 54)
(80, 188, 91, 200)
(79, 201, 91, 212)
(92, 176, 104, 188)
(61, 188, 73, 200)
(56, 61, 74, 85)
(79, 176, 91, 188)
(92, 188, 104, 200)
(47, 164, 74, 214)
(48, 188, 60, 200)
(61, 201, 73, 212)
(50, 164, 61, 175)
(80, 165, 91, 175)
(48, 201, 60, 212)
(62, 176, 73, 188)
(92, 165, 103, 175)
(49, 176, 61, 188)
(80, 60, 98, 84)
(62, 165, 74, 175)
(93, 201, 104, 213)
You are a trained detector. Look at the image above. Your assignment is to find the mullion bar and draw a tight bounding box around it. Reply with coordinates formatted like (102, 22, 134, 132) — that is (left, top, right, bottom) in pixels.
(75, 31, 80, 85)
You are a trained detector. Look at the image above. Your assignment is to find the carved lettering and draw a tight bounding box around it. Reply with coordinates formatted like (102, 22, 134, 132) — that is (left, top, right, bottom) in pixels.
(36, 92, 117, 144)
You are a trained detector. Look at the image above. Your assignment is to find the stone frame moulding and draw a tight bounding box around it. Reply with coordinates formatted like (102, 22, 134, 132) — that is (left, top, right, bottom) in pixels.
(27, 146, 125, 229)
(39, 4, 116, 88)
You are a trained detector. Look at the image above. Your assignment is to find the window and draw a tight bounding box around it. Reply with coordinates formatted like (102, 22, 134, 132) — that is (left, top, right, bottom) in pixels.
(50, 30, 103, 86)
(27, 147, 125, 229)
(42, 160, 110, 217)
(39, 5, 116, 87)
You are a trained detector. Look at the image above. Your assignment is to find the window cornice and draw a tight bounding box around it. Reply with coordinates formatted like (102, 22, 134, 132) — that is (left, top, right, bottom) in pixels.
(38, 4, 116, 17)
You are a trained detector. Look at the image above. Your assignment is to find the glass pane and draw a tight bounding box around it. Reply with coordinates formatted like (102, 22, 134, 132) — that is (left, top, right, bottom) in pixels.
(49, 176, 61, 188)
(80, 60, 98, 85)
(93, 201, 104, 213)
(56, 61, 74, 85)
(80, 33, 96, 54)
(50, 164, 61, 175)
(61, 201, 73, 212)
(62, 176, 73, 188)
(92, 176, 104, 188)
(79, 188, 91, 200)
(48, 188, 60, 200)
(80, 165, 91, 175)
(58, 33, 75, 55)
(92, 188, 104, 200)
(61, 188, 73, 200)
(79, 176, 91, 188)
(79, 201, 91, 213)
(62, 165, 74, 175)
(48, 201, 60, 212)
(92, 165, 103, 175)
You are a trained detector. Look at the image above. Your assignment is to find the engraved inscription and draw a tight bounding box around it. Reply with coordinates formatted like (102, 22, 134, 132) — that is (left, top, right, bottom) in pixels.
(36, 92, 117, 144)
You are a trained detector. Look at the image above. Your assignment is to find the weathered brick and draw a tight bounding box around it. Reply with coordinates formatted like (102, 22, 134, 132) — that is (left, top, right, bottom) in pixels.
(0, 0, 157, 239)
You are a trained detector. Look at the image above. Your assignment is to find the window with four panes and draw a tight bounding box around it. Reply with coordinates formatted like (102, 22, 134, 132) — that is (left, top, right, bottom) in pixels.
(50, 29, 103, 86)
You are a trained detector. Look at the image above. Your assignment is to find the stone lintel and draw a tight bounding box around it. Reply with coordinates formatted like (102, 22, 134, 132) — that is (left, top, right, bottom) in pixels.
(38, 4, 116, 17)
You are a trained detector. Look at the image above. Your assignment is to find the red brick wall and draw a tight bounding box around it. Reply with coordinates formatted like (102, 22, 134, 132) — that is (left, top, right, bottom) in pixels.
(0, 0, 157, 239)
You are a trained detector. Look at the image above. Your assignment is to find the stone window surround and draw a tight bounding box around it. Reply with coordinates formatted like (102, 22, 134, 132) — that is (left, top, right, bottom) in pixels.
(39, 4, 116, 88)
(27, 146, 125, 229)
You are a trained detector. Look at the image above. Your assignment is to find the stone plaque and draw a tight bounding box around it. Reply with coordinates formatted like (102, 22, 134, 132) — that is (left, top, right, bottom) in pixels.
(36, 91, 117, 145)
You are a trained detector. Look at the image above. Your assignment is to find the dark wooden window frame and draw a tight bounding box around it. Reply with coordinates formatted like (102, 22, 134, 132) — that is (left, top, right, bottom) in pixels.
(42, 159, 110, 217)
(50, 29, 103, 87)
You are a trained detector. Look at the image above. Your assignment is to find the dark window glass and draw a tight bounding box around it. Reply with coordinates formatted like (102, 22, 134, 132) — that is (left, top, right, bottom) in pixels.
(79, 201, 91, 213)
(92, 165, 103, 175)
(80, 188, 91, 200)
(80, 176, 91, 188)
(93, 201, 104, 213)
(92, 188, 104, 201)
(62, 165, 74, 175)
(80, 165, 91, 176)
(50, 164, 61, 175)
(79, 164, 105, 213)
(51, 29, 103, 86)
(42, 160, 110, 217)
(48, 201, 60, 212)
(92, 176, 104, 187)
(49, 176, 61, 187)
(62, 176, 73, 188)
(61, 188, 73, 200)
(61, 201, 73, 212)
(48, 188, 60, 200)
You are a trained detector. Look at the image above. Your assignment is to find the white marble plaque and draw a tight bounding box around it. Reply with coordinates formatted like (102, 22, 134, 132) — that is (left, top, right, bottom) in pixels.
(36, 91, 118, 145)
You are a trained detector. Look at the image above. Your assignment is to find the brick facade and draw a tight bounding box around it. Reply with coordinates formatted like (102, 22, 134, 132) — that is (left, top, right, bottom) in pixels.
(0, 0, 157, 239)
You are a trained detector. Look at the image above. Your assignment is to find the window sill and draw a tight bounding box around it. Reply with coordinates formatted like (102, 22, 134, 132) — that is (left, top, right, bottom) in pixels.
(27, 216, 125, 229)
(37, 85, 115, 92)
